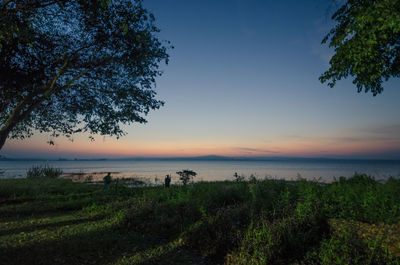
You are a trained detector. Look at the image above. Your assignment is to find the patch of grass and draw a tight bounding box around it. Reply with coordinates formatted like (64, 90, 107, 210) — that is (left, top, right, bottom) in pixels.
(1, 173, 400, 264)
(227, 214, 327, 264)
(26, 165, 63, 179)
(321, 175, 400, 223)
(303, 219, 400, 265)
(328, 219, 400, 258)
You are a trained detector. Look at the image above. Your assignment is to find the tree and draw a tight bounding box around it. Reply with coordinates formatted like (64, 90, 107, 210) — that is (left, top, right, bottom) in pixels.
(320, 0, 400, 95)
(176, 169, 197, 186)
(0, 0, 170, 150)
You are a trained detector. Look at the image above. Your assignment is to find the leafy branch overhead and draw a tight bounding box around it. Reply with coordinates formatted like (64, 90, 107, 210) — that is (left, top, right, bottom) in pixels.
(0, 0, 171, 149)
(320, 0, 400, 95)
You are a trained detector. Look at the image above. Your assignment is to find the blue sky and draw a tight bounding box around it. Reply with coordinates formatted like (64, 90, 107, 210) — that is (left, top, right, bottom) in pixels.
(2, 0, 400, 159)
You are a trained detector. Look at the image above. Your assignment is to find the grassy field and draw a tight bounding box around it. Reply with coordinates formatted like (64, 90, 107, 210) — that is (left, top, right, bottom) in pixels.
(1, 173, 400, 265)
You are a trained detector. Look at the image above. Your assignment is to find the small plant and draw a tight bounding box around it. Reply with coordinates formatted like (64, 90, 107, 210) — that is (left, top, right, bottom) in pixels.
(233, 172, 245, 182)
(176, 169, 197, 185)
(26, 165, 63, 178)
(249, 174, 257, 183)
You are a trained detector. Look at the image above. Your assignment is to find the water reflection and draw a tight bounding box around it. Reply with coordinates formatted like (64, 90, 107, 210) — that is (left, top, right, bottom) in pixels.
(1, 159, 399, 183)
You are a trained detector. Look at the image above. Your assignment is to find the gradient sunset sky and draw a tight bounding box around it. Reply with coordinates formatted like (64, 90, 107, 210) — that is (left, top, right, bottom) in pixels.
(2, 0, 400, 159)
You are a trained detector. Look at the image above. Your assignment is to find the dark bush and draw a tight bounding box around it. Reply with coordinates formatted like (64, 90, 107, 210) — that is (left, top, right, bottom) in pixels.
(184, 203, 251, 259)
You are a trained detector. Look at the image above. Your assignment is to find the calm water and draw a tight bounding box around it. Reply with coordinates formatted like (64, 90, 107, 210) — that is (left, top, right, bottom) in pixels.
(1, 159, 399, 183)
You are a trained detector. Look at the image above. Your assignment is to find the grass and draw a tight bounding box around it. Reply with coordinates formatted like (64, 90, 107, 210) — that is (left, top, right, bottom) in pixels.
(0, 173, 400, 264)
(26, 165, 63, 179)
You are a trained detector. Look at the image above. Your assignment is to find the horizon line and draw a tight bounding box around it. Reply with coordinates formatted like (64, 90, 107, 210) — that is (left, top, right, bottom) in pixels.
(1, 154, 399, 162)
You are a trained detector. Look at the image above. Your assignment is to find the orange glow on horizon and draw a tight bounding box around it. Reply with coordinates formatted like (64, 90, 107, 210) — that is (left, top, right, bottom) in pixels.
(3, 134, 399, 158)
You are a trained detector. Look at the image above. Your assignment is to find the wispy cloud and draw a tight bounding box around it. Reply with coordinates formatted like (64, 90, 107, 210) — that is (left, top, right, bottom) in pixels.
(283, 124, 400, 145)
(361, 124, 400, 136)
(234, 147, 280, 155)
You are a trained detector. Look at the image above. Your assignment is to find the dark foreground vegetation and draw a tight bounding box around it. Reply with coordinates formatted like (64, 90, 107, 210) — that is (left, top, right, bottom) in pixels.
(1, 173, 400, 265)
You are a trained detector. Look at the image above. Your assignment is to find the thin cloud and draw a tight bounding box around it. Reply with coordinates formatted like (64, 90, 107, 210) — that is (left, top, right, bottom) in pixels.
(362, 124, 400, 135)
(283, 125, 400, 144)
(235, 147, 280, 154)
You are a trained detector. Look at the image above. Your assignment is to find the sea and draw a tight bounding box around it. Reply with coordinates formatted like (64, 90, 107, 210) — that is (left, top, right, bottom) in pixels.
(1, 158, 400, 184)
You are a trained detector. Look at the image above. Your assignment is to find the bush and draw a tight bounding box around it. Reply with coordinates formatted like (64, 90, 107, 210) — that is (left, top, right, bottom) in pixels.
(184, 203, 250, 258)
(176, 169, 197, 185)
(227, 214, 327, 265)
(303, 220, 400, 265)
(322, 174, 400, 223)
(234, 172, 245, 182)
(295, 179, 324, 218)
(26, 165, 63, 179)
(123, 197, 202, 238)
(190, 182, 250, 211)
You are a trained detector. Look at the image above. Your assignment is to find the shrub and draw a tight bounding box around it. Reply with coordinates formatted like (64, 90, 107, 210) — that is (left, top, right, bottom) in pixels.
(327, 219, 400, 259)
(248, 179, 296, 217)
(321, 174, 400, 223)
(26, 165, 63, 179)
(190, 182, 250, 212)
(124, 197, 202, 238)
(234, 172, 245, 182)
(295, 179, 324, 218)
(176, 169, 197, 185)
(304, 220, 400, 265)
(248, 174, 258, 183)
(227, 214, 327, 265)
(184, 203, 250, 259)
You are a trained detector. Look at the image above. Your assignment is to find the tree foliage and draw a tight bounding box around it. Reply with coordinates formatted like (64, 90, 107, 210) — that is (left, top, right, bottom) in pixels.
(0, 0, 170, 149)
(320, 0, 400, 95)
(176, 169, 197, 186)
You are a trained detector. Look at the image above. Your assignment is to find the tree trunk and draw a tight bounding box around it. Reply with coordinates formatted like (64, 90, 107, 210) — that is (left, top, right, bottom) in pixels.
(0, 126, 11, 151)
(0, 95, 41, 151)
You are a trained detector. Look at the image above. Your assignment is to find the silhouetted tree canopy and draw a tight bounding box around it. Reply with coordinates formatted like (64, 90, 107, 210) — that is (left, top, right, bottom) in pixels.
(176, 169, 197, 186)
(320, 0, 400, 95)
(0, 0, 170, 149)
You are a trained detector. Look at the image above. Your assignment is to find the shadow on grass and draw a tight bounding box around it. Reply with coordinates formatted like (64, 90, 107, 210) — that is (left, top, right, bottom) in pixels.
(0, 210, 78, 223)
(0, 215, 105, 237)
(0, 218, 216, 265)
(132, 245, 212, 265)
(0, 198, 36, 206)
(0, 222, 158, 265)
(0, 203, 84, 218)
(0, 195, 104, 218)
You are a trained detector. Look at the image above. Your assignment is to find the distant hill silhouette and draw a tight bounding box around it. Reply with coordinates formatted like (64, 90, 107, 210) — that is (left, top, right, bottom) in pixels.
(0, 155, 398, 163)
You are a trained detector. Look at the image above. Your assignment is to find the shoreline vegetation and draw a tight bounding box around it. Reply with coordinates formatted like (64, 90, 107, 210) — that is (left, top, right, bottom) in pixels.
(0, 168, 400, 264)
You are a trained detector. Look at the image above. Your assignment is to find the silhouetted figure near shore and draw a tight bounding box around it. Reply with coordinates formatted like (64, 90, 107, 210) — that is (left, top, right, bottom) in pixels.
(165, 174, 171, 188)
(103, 172, 112, 190)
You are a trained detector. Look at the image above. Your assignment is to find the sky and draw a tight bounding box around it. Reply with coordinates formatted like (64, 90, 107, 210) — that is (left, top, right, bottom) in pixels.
(2, 0, 400, 159)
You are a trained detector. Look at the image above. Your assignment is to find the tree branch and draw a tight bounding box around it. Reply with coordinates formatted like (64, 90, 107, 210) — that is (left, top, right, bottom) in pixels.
(2, 0, 13, 7)
(0, 54, 88, 149)
(13, 1, 63, 12)
(43, 56, 71, 98)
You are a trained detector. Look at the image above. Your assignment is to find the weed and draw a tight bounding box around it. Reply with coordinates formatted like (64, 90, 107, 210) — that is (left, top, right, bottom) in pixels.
(26, 165, 63, 179)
